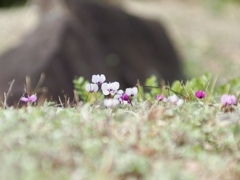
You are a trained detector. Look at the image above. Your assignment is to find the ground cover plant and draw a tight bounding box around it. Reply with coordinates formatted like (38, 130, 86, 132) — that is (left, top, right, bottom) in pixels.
(1, 74, 240, 180)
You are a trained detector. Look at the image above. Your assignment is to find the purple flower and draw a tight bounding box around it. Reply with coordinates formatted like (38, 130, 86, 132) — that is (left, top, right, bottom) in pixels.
(121, 94, 131, 104)
(121, 94, 129, 101)
(85, 83, 98, 93)
(156, 94, 165, 101)
(195, 90, 206, 99)
(20, 94, 37, 103)
(221, 94, 236, 106)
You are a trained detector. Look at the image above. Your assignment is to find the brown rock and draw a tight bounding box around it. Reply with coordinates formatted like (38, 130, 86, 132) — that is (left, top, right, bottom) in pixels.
(0, 0, 185, 105)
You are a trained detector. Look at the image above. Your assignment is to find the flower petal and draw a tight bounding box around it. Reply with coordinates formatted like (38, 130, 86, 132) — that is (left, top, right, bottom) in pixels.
(93, 84, 99, 92)
(132, 87, 138, 95)
(156, 94, 165, 101)
(169, 94, 178, 103)
(125, 88, 131, 96)
(103, 90, 110, 96)
(20, 97, 29, 102)
(85, 84, 91, 92)
(101, 83, 108, 91)
(91, 75, 98, 84)
(28, 95, 37, 102)
(113, 82, 120, 90)
(100, 74, 106, 83)
(177, 99, 184, 106)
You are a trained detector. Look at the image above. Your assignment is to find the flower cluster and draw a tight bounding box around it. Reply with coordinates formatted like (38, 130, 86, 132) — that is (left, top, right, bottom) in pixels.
(195, 90, 237, 107)
(156, 90, 238, 110)
(85, 74, 138, 107)
(102, 82, 120, 96)
(114, 87, 138, 105)
(85, 74, 106, 93)
(19, 75, 239, 113)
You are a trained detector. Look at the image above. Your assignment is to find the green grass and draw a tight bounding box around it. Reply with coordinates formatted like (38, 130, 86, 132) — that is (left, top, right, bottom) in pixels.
(1, 100, 240, 179)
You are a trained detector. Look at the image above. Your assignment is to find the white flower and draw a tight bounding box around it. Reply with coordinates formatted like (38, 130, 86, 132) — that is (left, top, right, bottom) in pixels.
(166, 94, 184, 106)
(92, 74, 106, 85)
(168, 94, 179, 103)
(85, 83, 98, 92)
(125, 87, 138, 96)
(104, 98, 119, 107)
(176, 99, 184, 106)
(114, 90, 124, 100)
(101, 82, 120, 96)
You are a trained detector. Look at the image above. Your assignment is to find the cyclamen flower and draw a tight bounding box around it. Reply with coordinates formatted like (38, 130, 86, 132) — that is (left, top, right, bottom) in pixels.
(156, 94, 165, 101)
(195, 90, 206, 99)
(104, 98, 119, 107)
(221, 94, 236, 106)
(125, 87, 138, 96)
(20, 94, 37, 103)
(167, 94, 179, 103)
(85, 83, 98, 92)
(101, 82, 120, 96)
(114, 90, 124, 100)
(176, 99, 184, 106)
(121, 94, 131, 104)
(92, 74, 106, 85)
(165, 94, 184, 106)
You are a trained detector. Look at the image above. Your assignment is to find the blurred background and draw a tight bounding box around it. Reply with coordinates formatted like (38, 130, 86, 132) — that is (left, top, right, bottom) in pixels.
(0, 0, 240, 84)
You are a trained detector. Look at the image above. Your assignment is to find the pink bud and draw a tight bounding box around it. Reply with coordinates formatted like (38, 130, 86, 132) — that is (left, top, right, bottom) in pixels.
(156, 94, 165, 101)
(195, 90, 206, 99)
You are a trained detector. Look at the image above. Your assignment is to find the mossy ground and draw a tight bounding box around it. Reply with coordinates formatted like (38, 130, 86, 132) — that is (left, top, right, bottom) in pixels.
(0, 100, 239, 179)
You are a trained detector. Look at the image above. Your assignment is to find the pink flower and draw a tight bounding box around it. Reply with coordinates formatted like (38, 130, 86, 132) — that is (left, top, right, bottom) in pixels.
(20, 94, 37, 103)
(156, 94, 165, 101)
(221, 94, 236, 106)
(195, 90, 206, 99)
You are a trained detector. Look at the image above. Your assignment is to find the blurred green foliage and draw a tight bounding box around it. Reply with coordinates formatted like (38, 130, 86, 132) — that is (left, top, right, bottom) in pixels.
(73, 76, 91, 102)
(73, 76, 103, 103)
(171, 73, 212, 100)
(204, 0, 240, 13)
(217, 77, 240, 95)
